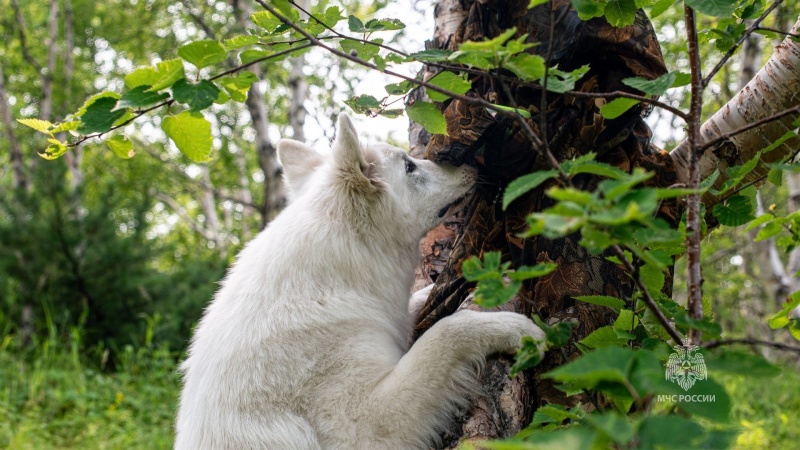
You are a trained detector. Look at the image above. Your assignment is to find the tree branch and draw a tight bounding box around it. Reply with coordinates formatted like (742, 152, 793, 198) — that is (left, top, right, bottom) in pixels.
(702, 338, 800, 354)
(704, 0, 783, 86)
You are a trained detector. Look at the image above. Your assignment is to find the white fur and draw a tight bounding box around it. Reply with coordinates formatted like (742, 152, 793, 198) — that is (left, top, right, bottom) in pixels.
(175, 114, 545, 450)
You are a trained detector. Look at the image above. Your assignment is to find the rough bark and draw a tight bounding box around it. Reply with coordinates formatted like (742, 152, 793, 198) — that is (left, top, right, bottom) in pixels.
(412, 4, 799, 446)
(413, 1, 668, 445)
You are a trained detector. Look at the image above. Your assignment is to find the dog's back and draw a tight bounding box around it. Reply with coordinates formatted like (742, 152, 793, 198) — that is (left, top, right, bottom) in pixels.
(176, 114, 545, 449)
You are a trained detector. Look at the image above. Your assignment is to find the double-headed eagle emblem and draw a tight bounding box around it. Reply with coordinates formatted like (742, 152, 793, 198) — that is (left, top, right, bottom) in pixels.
(665, 341, 707, 391)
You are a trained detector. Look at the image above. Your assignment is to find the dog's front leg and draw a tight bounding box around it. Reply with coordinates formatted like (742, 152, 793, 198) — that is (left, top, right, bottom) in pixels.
(366, 310, 545, 445)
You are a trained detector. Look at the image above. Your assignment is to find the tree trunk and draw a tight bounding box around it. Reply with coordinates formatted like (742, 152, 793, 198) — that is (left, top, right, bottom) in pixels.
(0, 64, 27, 192)
(232, 0, 285, 226)
(413, 3, 800, 446)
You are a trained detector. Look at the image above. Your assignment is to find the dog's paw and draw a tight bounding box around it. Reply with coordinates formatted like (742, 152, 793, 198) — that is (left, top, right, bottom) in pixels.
(494, 312, 546, 353)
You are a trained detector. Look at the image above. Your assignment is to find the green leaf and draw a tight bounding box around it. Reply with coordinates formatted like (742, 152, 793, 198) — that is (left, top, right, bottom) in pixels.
(77, 97, 127, 134)
(503, 53, 546, 81)
(482, 428, 596, 450)
(767, 167, 784, 186)
(460, 27, 517, 53)
(613, 309, 638, 335)
(340, 38, 382, 62)
(744, 213, 774, 231)
(600, 98, 640, 119)
(531, 404, 580, 425)
(462, 252, 502, 282)
(534, 316, 576, 348)
(503, 170, 559, 210)
(218, 71, 258, 102)
(755, 220, 784, 241)
(105, 135, 135, 159)
(684, 0, 737, 17)
(178, 40, 228, 70)
(509, 263, 558, 281)
(604, 0, 638, 27)
(39, 138, 68, 160)
(344, 95, 381, 115)
(712, 194, 755, 227)
(426, 71, 471, 102)
(583, 412, 634, 444)
(650, 0, 676, 17)
(767, 293, 800, 329)
(545, 346, 635, 389)
(222, 35, 259, 51)
(474, 278, 522, 307)
(162, 111, 213, 162)
(144, 59, 186, 92)
(116, 86, 169, 110)
(17, 118, 53, 134)
(541, 65, 590, 93)
(409, 49, 453, 62)
(364, 18, 405, 31)
(239, 49, 270, 65)
(622, 71, 680, 95)
(571, 0, 606, 20)
(320, 6, 345, 27)
(573, 295, 625, 310)
(567, 161, 628, 180)
(171, 79, 221, 112)
(639, 263, 665, 295)
(124, 67, 158, 89)
(251, 10, 281, 32)
(488, 103, 532, 118)
(406, 102, 447, 135)
(347, 15, 365, 32)
(385, 80, 413, 95)
(637, 415, 704, 449)
(579, 326, 629, 348)
(510, 335, 545, 376)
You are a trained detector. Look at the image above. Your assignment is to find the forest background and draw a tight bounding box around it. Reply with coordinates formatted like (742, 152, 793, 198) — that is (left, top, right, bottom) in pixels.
(1, 0, 799, 448)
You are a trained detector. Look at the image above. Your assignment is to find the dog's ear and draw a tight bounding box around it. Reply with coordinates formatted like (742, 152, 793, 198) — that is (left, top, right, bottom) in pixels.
(277, 139, 323, 199)
(332, 113, 375, 189)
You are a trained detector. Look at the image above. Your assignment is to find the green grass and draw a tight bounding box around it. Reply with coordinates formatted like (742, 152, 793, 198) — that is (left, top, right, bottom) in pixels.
(0, 327, 179, 449)
(1, 323, 798, 449)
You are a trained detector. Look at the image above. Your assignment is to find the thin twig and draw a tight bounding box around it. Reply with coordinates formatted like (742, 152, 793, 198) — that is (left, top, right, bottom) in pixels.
(704, 0, 783, 86)
(702, 338, 800, 354)
(756, 26, 800, 39)
(611, 246, 685, 345)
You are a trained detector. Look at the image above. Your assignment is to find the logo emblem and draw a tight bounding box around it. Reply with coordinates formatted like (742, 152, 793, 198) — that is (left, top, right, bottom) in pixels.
(665, 341, 707, 391)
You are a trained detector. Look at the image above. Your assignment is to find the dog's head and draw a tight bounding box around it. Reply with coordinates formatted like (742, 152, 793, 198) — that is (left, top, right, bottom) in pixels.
(277, 114, 475, 241)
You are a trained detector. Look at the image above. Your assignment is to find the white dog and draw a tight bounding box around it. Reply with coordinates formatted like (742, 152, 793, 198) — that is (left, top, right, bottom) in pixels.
(175, 114, 545, 449)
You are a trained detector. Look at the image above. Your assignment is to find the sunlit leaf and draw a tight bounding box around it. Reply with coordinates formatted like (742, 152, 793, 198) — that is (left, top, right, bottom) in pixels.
(162, 111, 213, 162)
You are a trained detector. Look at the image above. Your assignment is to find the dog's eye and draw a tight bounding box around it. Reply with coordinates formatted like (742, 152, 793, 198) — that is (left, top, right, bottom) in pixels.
(405, 160, 417, 174)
